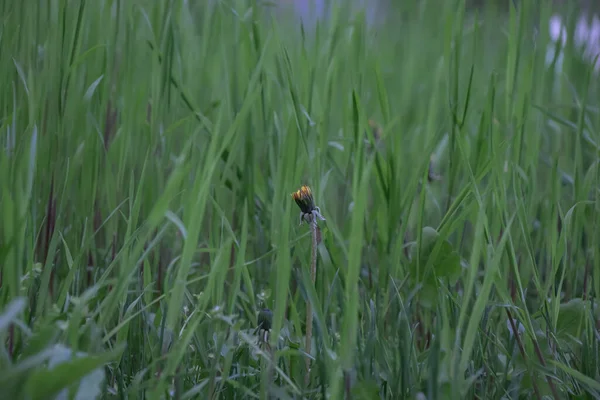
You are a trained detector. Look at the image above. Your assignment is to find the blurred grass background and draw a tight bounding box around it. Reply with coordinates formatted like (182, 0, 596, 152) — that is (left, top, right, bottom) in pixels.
(1, 0, 599, 399)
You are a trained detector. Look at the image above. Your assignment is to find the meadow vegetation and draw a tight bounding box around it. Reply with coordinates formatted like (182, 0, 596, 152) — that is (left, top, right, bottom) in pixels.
(1, 0, 599, 399)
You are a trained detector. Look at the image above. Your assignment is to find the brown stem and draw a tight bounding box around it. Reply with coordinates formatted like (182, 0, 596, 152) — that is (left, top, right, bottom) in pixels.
(108, 233, 117, 293)
(344, 370, 352, 399)
(43, 178, 56, 300)
(305, 218, 318, 387)
(583, 256, 590, 300)
(8, 325, 14, 359)
(87, 251, 94, 288)
(505, 309, 542, 400)
(532, 334, 561, 400)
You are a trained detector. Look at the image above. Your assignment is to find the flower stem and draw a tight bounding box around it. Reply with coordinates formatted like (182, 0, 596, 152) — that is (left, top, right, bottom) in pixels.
(305, 218, 318, 387)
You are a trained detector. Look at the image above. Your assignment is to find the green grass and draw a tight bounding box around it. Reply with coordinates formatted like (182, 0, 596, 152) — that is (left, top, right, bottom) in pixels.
(1, 0, 600, 398)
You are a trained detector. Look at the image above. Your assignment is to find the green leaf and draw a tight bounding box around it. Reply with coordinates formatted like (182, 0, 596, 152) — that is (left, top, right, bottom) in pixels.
(20, 322, 61, 360)
(409, 226, 462, 307)
(0, 297, 26, 333)
(555, 298, 589, 339)
(351, 379, 380, 399)
(550, 360, 600, 395)
(24, 344, 125, 400)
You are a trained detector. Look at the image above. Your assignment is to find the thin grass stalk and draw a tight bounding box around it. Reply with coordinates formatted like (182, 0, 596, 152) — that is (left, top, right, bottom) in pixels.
(291, 185, 323, 389)
(305, 217, 317, 387)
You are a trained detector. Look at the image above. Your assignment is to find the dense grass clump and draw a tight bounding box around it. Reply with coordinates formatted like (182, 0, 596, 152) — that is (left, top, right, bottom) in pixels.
(1, 0, 599, 398)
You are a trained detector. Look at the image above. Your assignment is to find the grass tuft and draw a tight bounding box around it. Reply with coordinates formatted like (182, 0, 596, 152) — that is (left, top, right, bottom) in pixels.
(1, 0, 600, 398)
